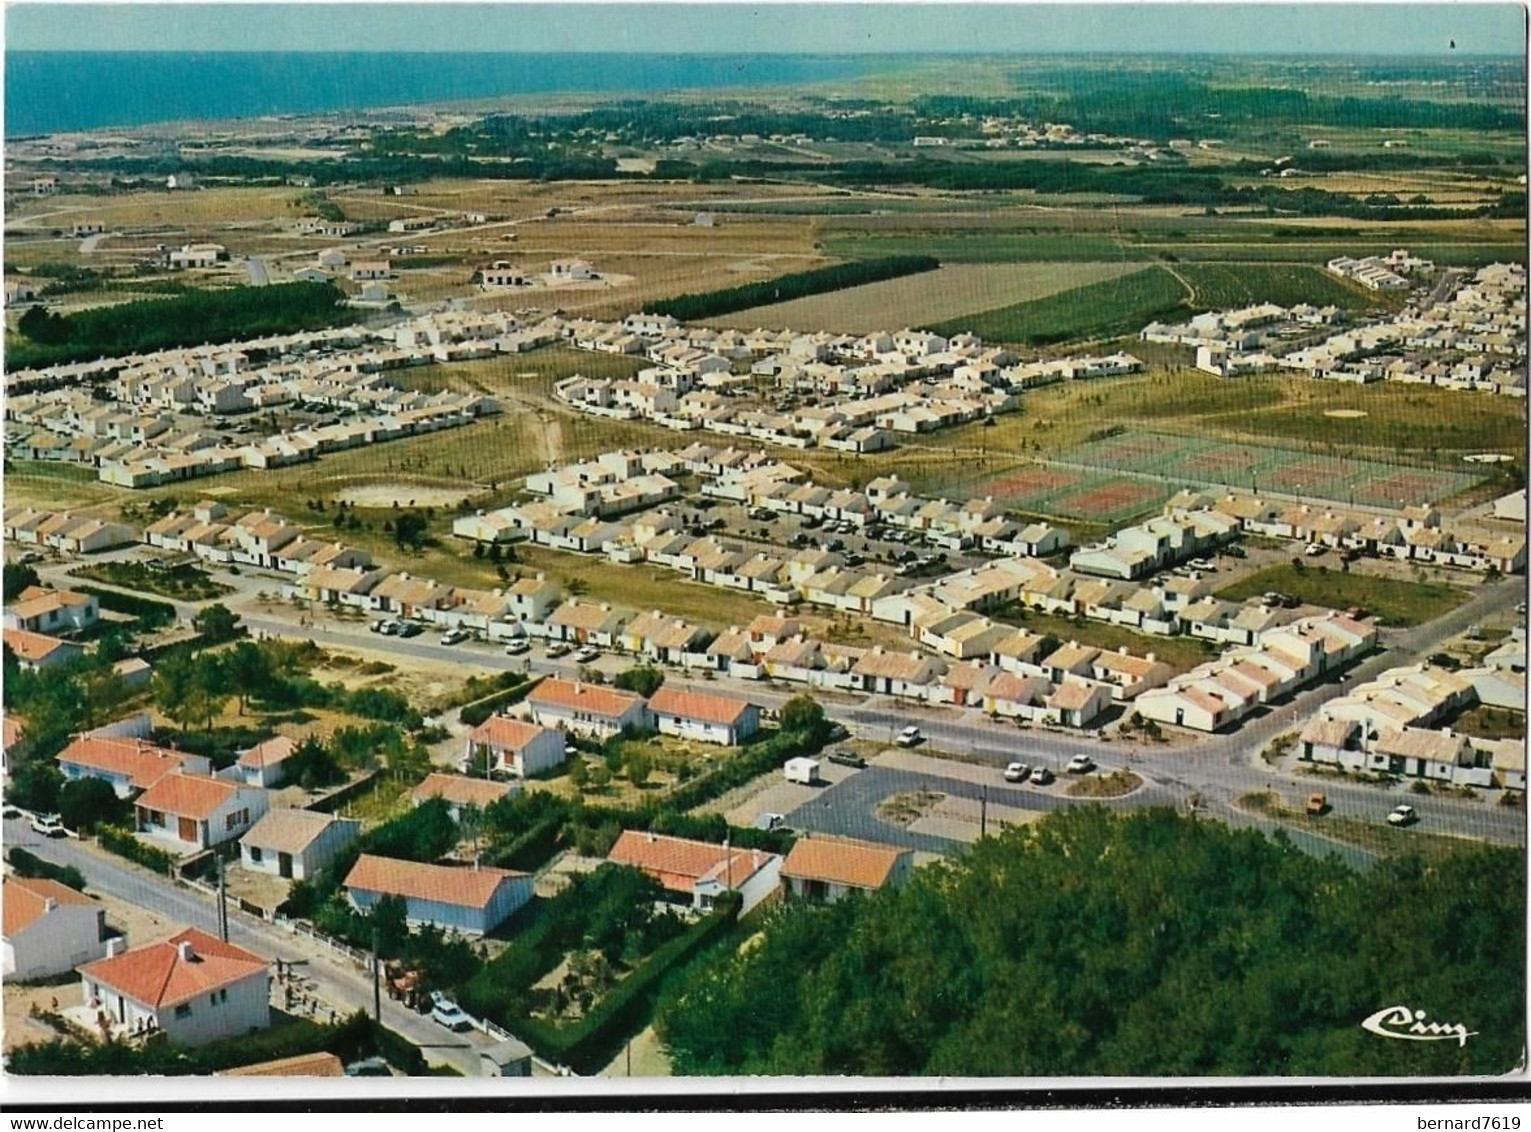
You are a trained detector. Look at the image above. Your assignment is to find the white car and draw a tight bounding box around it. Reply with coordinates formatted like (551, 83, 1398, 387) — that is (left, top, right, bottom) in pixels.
(546, 642, 573, 658)
(429, 995, 474, 1032)
(895, 726, 923, 747)
(503, 639, 531, 656)
(29, 813, 69, 838)
(1066, 754, 1095, 775)
(1030, 766, 1055, 787)
(1004, 762, 1030, 783)
(574, 646, 601, 663)
(1305, 543, 1326, 556)
(1187, 558, 1217, 571)
(1387, 804, 1418, 827)
(440, 628, 472, 646)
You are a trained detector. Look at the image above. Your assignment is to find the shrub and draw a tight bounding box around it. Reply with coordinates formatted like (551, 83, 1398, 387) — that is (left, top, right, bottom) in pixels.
(97, 825, 177, 875)
(7, 847, 88, 893)
(458, 677, 535, 728)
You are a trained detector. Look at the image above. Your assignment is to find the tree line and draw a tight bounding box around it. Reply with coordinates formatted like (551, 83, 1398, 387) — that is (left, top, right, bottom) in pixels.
(654, 806, 1524, 1077)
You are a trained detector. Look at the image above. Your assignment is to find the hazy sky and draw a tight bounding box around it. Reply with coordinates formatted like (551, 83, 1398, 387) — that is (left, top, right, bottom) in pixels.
(6, 2, 1525, 55)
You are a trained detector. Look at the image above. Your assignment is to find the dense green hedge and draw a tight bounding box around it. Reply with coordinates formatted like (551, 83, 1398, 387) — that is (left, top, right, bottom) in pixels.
(458, 677, 538, 728)
(71, 586, 177, 629)
(517, 896, 740, 1074)
(7, 846, 88, 893)
(648, 256, 940, 321)
(663, 725, 823, 814)
(97, 825, 177, 875)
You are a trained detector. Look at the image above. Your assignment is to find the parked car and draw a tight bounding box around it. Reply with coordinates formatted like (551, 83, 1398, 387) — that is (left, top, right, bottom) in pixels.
(503, 639, 531, 656)
(3, 806, 24, 821)
(1306, 792, 1328, 816)
(1066, 754, 1095, 775)
(440, 628, 472, 646)
(1305, 543, 1326, 556)
(29, 813, 68, 838)
(1004, 762, 1031, 783)
(546, 642, 573, 658)
(1030, 766, 1054, 787)
(828, 749, 867, 769)
(1187, 558, 1217, 571)
(395, 622, 423, 638)
(895, 726, 923, 748)
(1387, 804, 1418, 827)
(430, 995, 474, 1032)
(574, 646, 601, 663)
(824, 722, 850, 742)
(369, 619, 388, 633)
(1223, 544, 1247, 559)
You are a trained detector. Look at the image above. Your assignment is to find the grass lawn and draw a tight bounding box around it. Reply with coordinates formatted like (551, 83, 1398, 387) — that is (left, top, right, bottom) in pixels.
(992, 604, 1219, 673)
(1238, 790, 1489, 862)
(1174, 262, 1381, 311)
(1066, 770, 1142, 798)
(343, 773, 416, 828)
(72, 560, 233, 601)
(1215, 564, 1468, 628)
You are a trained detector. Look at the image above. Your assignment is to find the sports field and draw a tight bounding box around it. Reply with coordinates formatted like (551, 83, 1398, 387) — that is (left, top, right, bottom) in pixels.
(957, 464, 1172, 523)
(1050, 429, 1485, 509)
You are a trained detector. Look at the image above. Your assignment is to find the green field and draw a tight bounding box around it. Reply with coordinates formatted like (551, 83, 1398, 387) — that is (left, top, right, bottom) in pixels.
(1175, 262, 1380, 311)
(932, 266, 1189, 345)
(1216, 565, 1469, 628)
(823, 230, 1148, 264)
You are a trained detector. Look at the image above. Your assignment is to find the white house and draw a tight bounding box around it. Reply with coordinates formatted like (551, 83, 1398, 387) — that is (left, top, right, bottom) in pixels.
(781, 838, 914, 903)
(76, 929, 270, 1046)
(3, 876, 108, 981)
(233, 735, 300, 788)
(526, 678, 651, 738)
(133, 772, 269, 854)
(645, 686, 760, 746)
(607, 830, 783, 915)
(344, 855, 533, 935)
(239, 809, 361, 881)
(462, 717, 567, 778)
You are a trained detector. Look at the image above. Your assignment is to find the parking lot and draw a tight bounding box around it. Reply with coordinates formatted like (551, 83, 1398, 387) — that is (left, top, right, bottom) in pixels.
(675, 496, 992, 579)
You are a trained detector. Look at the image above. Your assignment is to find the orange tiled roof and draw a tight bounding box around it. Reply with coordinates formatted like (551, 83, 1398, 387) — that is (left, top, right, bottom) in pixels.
(781, 838, 906, 891)
(344, 854, 525, 910)
(237, 735, 298, 769)
(467, 716, 549, 752)
(528, 678, 644, 720)
(78, 928, 268, 1009)
(646, 686, 752, 728)
(607, 830, 773, 895)
(3, 875, 99, 937)
(134, 772, 239, 820)
(411, 773, 515, 809)
(56, 735, 184, 790)
(219, 1052, 345, 1078)
(5, 628, 73, 663)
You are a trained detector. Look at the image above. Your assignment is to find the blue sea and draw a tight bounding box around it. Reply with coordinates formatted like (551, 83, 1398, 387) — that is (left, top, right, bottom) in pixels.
(5, 52, 874, 136)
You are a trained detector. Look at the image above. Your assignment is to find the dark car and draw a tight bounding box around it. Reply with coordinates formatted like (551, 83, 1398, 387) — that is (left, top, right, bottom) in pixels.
(827, 749, 867, 769)
(396, 622, 423, 638)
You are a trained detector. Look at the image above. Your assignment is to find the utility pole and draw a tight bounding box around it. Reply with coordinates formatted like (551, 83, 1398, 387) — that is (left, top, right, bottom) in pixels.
(216, 853, 229, 943)
(980, 785, 988, 839)
(371, 925, 382, 1023)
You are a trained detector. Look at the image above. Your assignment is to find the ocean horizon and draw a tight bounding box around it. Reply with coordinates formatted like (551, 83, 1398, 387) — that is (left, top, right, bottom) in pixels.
(4, 51, 875, 136)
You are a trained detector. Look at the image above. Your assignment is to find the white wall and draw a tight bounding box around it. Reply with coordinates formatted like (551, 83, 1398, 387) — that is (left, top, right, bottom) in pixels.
(4, 906, 106, 980)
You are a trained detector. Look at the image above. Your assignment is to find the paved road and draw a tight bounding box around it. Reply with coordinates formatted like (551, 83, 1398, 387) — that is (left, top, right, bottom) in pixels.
(245, 257, 270, 286)
(4, 816, 497, 1076)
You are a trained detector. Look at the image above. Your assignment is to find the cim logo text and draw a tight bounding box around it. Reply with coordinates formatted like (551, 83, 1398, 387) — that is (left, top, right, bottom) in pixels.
(1361, 1005, 1477, 1047)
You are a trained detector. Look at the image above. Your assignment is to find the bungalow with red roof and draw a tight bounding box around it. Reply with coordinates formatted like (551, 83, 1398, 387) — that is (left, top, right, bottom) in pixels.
(344, 854, 532, 935)
(607, 830, 782, 914)
(526, 678, 651, 738)
(76, 928, 271, 1046)
(3, 585, 99, 635)
(646, 686, 760, 746)
(462, 716, 566, 778)
(411, 772, 519, 819)
(56, 732, 206, 798)
(3, 875, 108, 981)
(134, 772, 269, 853)
(5, 627, 83, 671)
(780, 838, 913, 904)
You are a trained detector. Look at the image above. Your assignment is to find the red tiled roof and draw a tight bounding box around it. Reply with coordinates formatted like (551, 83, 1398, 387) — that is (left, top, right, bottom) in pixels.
(3, 875, 99, 937)
(411, 773, 515, 809)
(781, 838, 907, 890)
(607, 830, 773, 895)
(467, 716, 549, 752)
(646, 686, 752, 728)
(78, 928, 268, 1009)
(237, 735, 298, 770)
(134, 772, 239, 821)
(528, 679, 644, 720)
(344, 854, 525, 910)
(56, 735, 184, 790)
(220, 1052, 345, 1077)
(5, 628, 72, 663)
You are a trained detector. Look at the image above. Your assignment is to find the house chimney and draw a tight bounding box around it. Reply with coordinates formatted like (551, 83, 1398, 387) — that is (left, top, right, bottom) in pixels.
(106, 937, 126, 958)
(177, 940, 196, 962)
(1147, 653, 1157, 663)
(44, 897, 58, 913)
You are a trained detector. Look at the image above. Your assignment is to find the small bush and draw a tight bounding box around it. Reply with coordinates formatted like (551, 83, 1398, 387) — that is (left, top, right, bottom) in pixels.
(97, 825, 178, 875)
